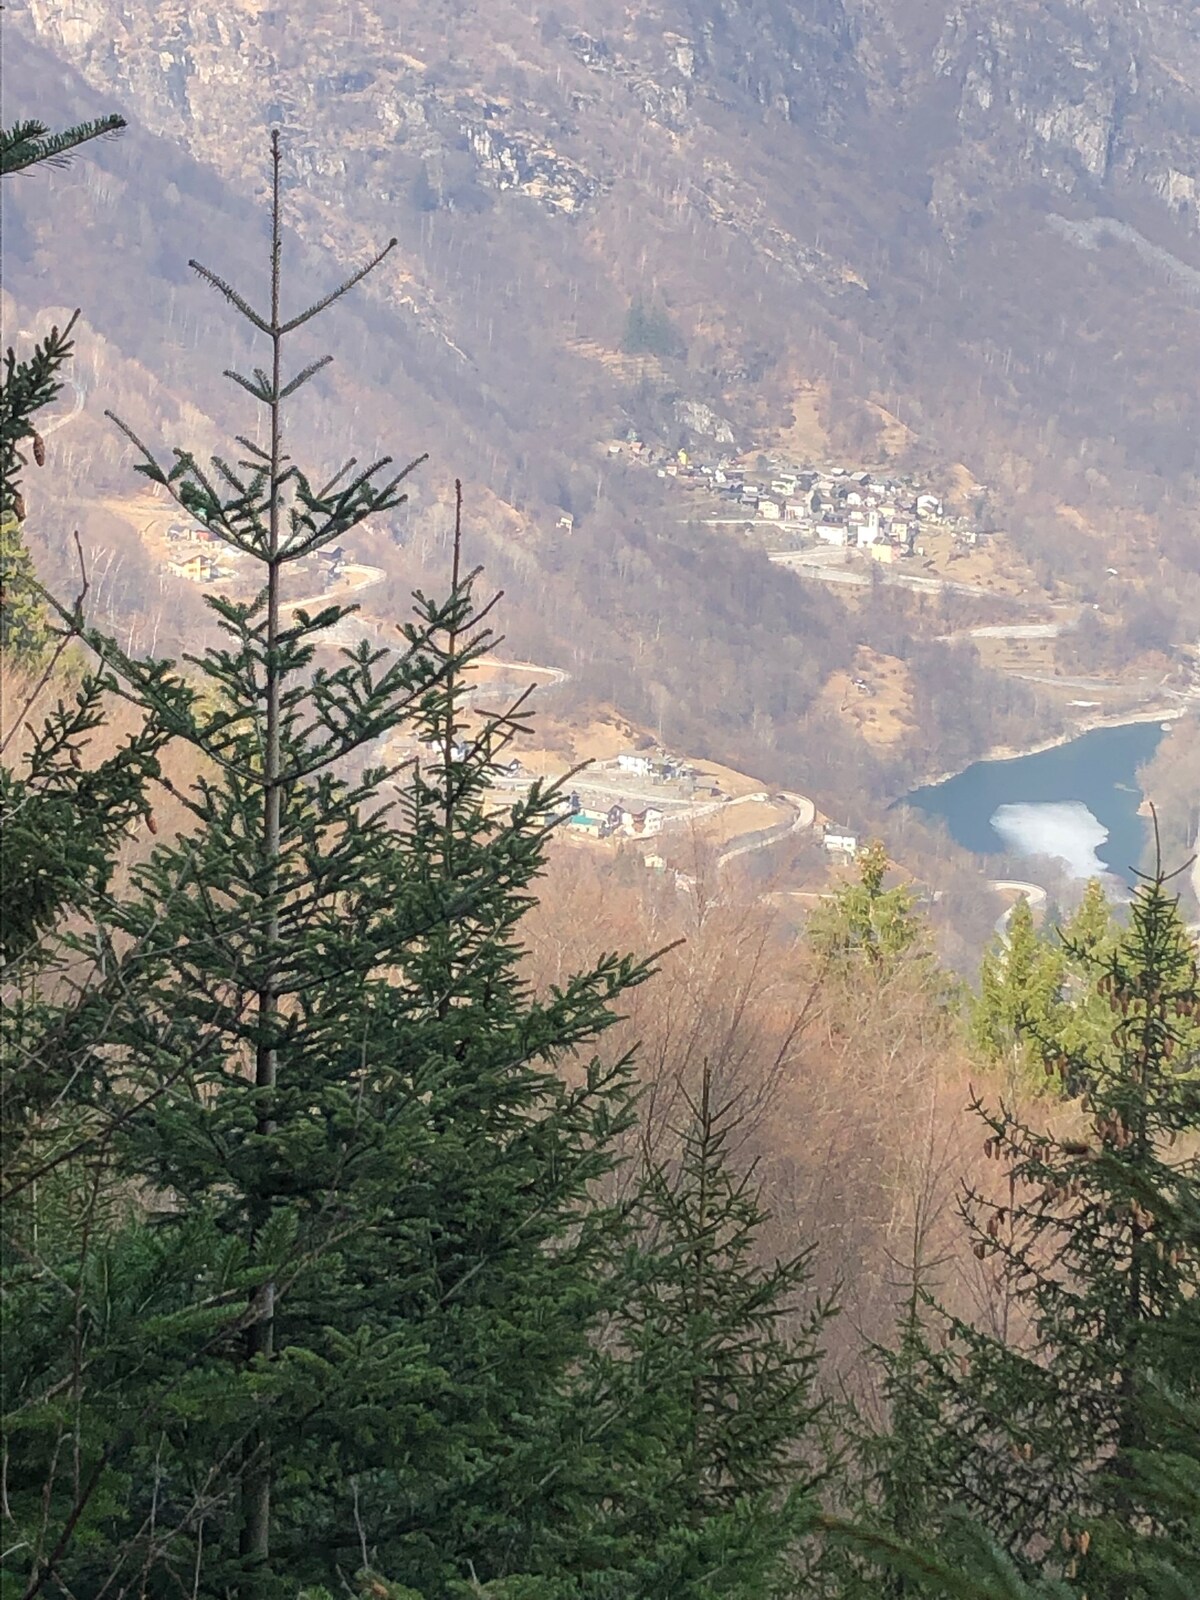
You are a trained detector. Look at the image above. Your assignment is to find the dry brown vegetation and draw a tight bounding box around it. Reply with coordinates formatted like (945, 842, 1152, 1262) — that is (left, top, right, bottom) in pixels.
(817, 647, 916, 749)
(523, 849, 1019, 1388)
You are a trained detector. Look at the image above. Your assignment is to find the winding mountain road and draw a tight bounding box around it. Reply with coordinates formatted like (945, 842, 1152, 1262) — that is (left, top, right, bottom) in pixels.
(989, 879, 1049, 938)
(42, 379, 85, 437)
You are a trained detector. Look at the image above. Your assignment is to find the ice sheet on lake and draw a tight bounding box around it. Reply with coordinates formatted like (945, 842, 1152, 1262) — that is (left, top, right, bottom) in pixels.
(990, 801, 1111, 881)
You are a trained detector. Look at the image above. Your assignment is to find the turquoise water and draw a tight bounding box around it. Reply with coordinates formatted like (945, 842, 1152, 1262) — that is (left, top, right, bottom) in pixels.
(902, 720, 1168, 888)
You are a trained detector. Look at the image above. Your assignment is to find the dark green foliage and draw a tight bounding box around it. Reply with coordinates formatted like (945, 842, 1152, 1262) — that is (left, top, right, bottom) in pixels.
(563, 1065, 833, 1599)
(0, 115, 126, 175)
(13, 97, 1200, 1600)
(632, 1067, 828, 1513)
(622, 299, 686, 361)
(2, 135, 657, 1600)
(0, 315, 79, 662)
(2, 110, 124, 658)
(848, 864, 1200, 1598)
(0, 672, 166, 968)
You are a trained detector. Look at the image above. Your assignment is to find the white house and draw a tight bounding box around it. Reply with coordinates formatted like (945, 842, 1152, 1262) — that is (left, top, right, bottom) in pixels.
(816, 523, 849, 546)
(629, 805, 665, 837)
(757, 499, 782, 521)
(856, 509, 881, 547)
(617, 751, 653, 777)
(916, 494, 942, 519)
(823, 830, 858, 856)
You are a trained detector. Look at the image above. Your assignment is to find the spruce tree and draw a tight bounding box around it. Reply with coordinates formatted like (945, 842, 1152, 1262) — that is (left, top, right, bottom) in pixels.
(582, 1064, 833, 1599)
(879, 864, 1200, 1593)
(3, 134, 653, 1599)
(2, 112, 125, 658)
(970, 896, 1065, 1090)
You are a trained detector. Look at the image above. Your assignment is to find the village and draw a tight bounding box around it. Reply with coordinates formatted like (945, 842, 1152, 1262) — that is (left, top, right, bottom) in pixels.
(162, 517, 359, 592)
(590, 436, 992, 568)
(398, 729, 840, 879)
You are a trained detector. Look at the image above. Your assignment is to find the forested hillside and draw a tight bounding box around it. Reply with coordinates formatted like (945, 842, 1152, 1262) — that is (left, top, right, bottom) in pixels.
(5, 1, 1200, 826)
(3, 103, 1200, 1600)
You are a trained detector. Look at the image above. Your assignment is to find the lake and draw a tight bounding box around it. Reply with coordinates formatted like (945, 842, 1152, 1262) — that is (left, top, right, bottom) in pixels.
(902, 719, 1169, 889)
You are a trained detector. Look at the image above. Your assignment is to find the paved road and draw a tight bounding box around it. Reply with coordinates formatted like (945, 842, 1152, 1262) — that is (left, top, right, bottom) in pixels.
(42, 379, 85, 437)
(473, 656, 570, 690)
(768, 548, 1004, 600)
(960, 622, 1065, 640)
(989, 879, 1049, 938)
(287, 562, 385, 615)
(718, 790, 816, 863)
(489, 767, 818, 858)
(1009, 671, 1168, 692)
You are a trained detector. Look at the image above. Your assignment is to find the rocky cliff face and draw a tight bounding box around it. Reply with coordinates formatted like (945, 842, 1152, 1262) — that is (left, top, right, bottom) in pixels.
(21, 0, 1200, 256)
(913, 1, 1200, 237)
(9, 0, 1200, 573)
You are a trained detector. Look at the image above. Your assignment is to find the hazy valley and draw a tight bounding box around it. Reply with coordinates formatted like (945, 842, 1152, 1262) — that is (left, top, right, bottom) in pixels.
(6, 0, 1200, 931)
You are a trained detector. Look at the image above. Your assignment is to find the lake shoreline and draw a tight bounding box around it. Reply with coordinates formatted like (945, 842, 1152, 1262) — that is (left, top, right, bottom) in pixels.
(909, 702, 1190, 794)
(901, 713, 1189, 892)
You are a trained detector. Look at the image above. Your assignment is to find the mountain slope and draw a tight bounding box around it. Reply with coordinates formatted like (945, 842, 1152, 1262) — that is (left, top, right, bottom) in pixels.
(5, 0, 1199, 809)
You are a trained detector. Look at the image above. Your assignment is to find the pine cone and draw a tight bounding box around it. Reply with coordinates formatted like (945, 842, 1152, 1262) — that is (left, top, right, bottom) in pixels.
(33, 432, 46, 467)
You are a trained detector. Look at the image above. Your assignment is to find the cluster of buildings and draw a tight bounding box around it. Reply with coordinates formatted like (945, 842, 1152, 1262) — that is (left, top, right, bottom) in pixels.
(165, 520, 352, 589)
(705, 462, 946, 560)
(613, 749, 696, 783)
(756, 469, 942, 562)
(601, 437, 988, 562)
(564, 798, 667, 839)
(551, 747, 710, 841)
(165, 518, 231, 583)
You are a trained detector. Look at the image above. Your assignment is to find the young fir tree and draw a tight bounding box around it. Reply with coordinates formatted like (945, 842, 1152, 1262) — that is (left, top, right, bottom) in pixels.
(1, 112, 125, 659)
(585, 1064, 832, 1599)
(970, 896, 1066, 1090)
(806, 841, 927, 975)
(3, 134, 654, 1600)
(871, 863, 1200, 1594)
(831, 1353, 1200, 1600)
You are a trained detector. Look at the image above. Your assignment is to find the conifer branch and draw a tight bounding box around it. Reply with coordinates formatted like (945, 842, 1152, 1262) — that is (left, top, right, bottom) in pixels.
(1, 115, 125, 175)
(222, 369, 272, 403)
(187, 261, 271, 334)
(278, 354, 333, 399)
(279, 238, 398, 334)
